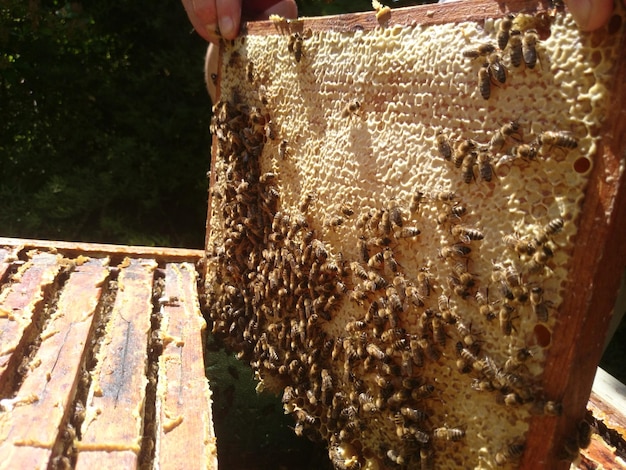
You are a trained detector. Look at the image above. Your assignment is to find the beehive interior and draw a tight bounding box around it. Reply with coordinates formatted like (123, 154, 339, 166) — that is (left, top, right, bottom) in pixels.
(206, 3, 624, 468)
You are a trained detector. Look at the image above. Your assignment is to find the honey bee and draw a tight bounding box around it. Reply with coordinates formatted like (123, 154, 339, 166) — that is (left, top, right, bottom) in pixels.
(387, 201, 403, 228)
(502, 392, 523, 406)
(419, 337, 441, 361)
(287, 29, 312, 62)
(530, 286, 551, 322)
(246, 62, 254, 82)
(387, 389, 409, 409)
(366, 342, 387, 361)
(522, 29, 539, 68)
(453, 139, 477, 168)
(327, 215, 344, 227)
(497, 15, 514, 50)
(433, 190, 457, 202)
(495, 441, 525, 465)
(412, 383, 435, 399)
(490, 120, 522, 151)
(420, 447, 434, 470)
(369, 271, 388, 291)
(508, 30, 523, 67)
(506, 347, 533, 374)
(383, 248, 399, 273)
(373, 0, 392, 23)
(349, 286, 367, 304)
(279, 139, 289, 159)
(339, 204, 354, 217)
(451, 261, 476, 292)
(345, 320, 367, 333)
(436, 131, 453, 160)
(397, 227, 421, 239)
(410, 190, 424, 213)
(401, 406, 428, 422)
(503, 233, 537, 256)
(386, 449, 405, 465)
(527, 244, 554, 274)
(387, 288, 403, 314)
(432, 315, 447, 346)
(577, 419, 593, 449)
(542, 400, 563, 416)
(416, 270, 432, 301)
(357, 236, 370, 263)
(537, 131, 578, 150)
(312, 239, 328, 261)
(461, 152, 477, 183)
(294, 408, 317, 426)
(380, 209, 392, 235)
(410, 336, 425, 367)
(381, 327, 405, 342)
(487, 53, 507, 84)
(263, 121, 276, 141)
(471, 378, 495, 392)
(499, 304, 515, 336)
(462, 43, 497, 58)
(501, 143, 539, 165)
(457, 320, 478, 349)
(400, 350, 413, 375)
(535, 217, 564, 244)
(502, 263, 521, 288)
(341, 99, 362, 119)
(452, 225, 484, 243)
(439, 243, 472, 259)
(478, 65, 491, 100)
(433, 426, 465, 442)
(368, 251, 384, 270)
(437, 203, 466, 225)
(438, 294, 458, 324)
(356, 210, 373, 230)
(477, 149, 494, 182)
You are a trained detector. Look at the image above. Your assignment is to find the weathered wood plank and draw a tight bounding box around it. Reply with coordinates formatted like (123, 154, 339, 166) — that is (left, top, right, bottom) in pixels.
(75, 258, 156, 468)
(0, 258, 109, 468)
(0, 251, 64, 395)
(156, 262, 217, 470)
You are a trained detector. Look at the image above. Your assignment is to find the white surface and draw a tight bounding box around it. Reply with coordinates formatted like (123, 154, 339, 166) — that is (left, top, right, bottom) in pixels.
(592, 367, 626, 413)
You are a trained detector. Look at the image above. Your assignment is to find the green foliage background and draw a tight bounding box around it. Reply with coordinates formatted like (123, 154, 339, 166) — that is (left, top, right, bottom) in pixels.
(1, 0, 211, 247)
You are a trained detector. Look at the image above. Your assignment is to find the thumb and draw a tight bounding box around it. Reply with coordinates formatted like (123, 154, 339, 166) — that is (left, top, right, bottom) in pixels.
(565, 0, 614, 31)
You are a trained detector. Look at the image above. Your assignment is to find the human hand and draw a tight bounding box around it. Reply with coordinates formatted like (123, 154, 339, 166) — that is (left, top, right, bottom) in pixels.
(182, 0, 298, 43)
(565, 0, 614, 31)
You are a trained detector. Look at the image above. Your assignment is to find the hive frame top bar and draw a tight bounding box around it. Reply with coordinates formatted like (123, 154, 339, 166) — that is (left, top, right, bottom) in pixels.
(240, 0, 553, 35)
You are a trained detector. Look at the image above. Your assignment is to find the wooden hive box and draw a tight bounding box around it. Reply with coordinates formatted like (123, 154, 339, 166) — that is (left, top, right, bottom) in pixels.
(0, 239, 217, 469)
(205, 0, 626, 468)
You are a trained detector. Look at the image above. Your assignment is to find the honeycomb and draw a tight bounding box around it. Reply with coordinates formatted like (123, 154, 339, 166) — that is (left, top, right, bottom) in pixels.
(205, 3, 624, 469)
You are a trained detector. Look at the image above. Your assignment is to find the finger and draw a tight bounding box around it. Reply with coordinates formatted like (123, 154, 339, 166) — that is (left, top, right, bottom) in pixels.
(566, 0, 614, 31)
(215, 0, 242, 40)
(181, 0, 218, 42)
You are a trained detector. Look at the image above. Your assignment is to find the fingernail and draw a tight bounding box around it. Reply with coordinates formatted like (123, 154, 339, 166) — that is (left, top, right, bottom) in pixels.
(219, 15, 235, 38)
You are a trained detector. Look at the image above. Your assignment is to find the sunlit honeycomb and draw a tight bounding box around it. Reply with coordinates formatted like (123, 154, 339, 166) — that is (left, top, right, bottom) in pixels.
(205, 4, 623, 469)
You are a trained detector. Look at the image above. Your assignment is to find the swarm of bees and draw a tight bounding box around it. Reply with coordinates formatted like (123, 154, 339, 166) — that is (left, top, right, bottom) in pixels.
(463, 14, 543, 100)
(206, 4, 608, 469)
(436, 119, 579, 184)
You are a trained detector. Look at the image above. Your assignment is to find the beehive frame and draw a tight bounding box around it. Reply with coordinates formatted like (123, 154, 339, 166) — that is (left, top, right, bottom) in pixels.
(205, 1, 626, 468)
